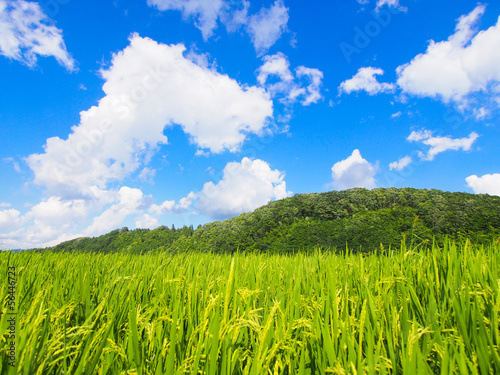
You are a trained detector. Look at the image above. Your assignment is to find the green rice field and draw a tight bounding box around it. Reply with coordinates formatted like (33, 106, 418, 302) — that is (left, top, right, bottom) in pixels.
(1, 239, 500, 374)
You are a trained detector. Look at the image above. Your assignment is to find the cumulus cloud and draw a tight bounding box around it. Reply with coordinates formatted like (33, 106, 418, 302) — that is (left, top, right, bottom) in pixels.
(146, 191, 196, 218)
(26, 35, 272, 198)
(0, 194, 97, 249)
(198, 157, 290, 219)
(0, 184, 201, 249)
(82, 187, 146, 236)
(7, 196, 95, 247)
(466, 173, 500, 196)
(257, 52, 294, 101)
(0, 0, 75, 70)
(257, 52, 294, 87)
(135, 213, 159, 229)
(257, 52, 324, 105)
(29, 196, 89, 228)
(331, 149, 377, 190)
(339, 67, 395, 95)
(0, 208, 24, 232)
(407, 130, 479, 161)
(247, 0, 289, 55)
(396, 5, 500, 104)
(149, 200, 175, 216)
(389, 155, 412, 171)
(5, 35, 274, 249)
(178, 191, 197, 210)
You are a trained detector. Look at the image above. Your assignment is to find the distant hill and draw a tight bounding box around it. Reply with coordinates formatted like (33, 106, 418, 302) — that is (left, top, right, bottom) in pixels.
(44, 188, 500, 254)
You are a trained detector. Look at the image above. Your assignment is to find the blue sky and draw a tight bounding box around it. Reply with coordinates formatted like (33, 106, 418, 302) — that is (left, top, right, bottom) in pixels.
(0, 0, 499, 249)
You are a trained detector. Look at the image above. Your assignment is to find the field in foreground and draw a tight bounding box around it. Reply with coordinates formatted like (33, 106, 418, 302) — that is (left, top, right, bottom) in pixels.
(1, 240, 500, 374)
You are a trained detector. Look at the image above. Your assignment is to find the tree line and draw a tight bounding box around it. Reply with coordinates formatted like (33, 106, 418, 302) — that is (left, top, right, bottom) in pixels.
(43, 188, 500, 254)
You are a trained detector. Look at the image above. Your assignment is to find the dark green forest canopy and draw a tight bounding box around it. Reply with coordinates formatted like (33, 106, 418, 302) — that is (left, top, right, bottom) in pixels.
(44, 188, 500, 254)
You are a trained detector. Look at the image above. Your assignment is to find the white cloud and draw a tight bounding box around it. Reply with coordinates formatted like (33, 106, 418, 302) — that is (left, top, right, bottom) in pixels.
(0, 184, 200, 249)
(29, 196, 89, 228)
(0, 0, 75, 70)
(195, 149, 210, 157)
(147, 0, 224, 40)
(397, 5, 500, 105)
(0, 208, 24, 232)
(178, 191, 197, 210)
(257, 52, 323, 106)
(257, 52, 294, 99)
(149, 200, 175, 216)
(146, 0, 288, 54)
(339, 67, 395, 95)
(3, 157, 21, 172)
(135, 213, 159, 229)
(247, 0, 289, 55)
(2, 196, 93, 248)
(26, 35, 273, 199)
(0, 202, 11, 208)
(257, 52, 293, 86)
(391, 111, 402, 119)
(389, 155, 412, 171)
(296, 66, 324, 106)
(137, 167, 156, 183)
(198, 157, 290, 219)
(0, 189, 121, 249)
(220, 0, 249, 32)
(376, 0, 407, 12)
(466, 173, 500, 196)
(473, 106, 489, 120)
(82, 187, 146, 236)
(331, 149, 377, 190)
(147, 191, 196, 217)
(407, 130, 479, 161)
(0, 205, 74, 249)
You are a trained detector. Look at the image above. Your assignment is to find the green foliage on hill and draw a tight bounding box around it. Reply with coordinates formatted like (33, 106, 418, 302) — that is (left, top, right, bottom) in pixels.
(48, 225, 195, 254)
(45, 188, 500, 254)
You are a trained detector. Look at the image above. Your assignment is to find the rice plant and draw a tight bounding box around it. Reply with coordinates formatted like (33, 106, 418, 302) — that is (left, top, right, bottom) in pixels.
(1, 239, 499, 374)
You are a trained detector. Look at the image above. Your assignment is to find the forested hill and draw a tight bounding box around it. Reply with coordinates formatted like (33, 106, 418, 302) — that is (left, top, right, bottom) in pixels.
(46, 188, 500, 254)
